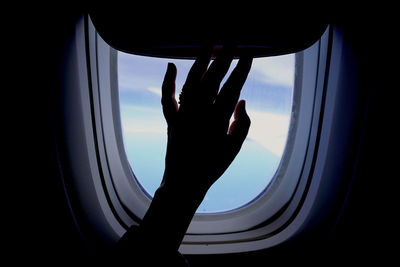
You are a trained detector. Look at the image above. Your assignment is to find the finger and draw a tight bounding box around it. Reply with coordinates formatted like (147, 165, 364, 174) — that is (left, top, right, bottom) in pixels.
(214, 56, 252, 121)
(183, 48, 212, 88)
(227, 100, 251, 155)
(161, 63, 178, 124)
(201, 48, 234, 103)
(179, 49, 212, 108)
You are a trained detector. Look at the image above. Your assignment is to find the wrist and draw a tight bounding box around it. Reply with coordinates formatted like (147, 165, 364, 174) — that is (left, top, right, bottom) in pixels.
(139, 177, 207, 251)
(161, 169, 210, 204)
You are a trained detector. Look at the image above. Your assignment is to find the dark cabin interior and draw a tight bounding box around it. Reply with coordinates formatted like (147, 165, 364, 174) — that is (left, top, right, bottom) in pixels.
(5, 6, 396, 266)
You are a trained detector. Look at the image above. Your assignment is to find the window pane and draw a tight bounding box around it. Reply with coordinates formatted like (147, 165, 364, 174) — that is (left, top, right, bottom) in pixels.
(118, 52, 294, 213)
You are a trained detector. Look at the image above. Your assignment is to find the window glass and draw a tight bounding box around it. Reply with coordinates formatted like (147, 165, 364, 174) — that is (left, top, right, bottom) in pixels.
(118, 52, 294, 213)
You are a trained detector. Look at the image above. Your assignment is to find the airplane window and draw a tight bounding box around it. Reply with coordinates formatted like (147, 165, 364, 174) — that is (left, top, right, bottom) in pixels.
(118, 52, 295, 213)
(61, 17, 336, 253)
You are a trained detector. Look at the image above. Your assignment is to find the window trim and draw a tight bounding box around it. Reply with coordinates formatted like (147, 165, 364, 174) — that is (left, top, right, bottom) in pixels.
(60, 16, 357, 254)
(101, 24, 330, 252)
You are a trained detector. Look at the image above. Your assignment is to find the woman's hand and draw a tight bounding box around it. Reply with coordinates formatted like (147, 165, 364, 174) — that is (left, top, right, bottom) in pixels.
(137, 49, 253, 252)
(161, 49, 253, 199)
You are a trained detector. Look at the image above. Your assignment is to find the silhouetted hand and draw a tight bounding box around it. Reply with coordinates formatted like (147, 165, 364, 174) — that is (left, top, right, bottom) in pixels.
(161, 49, 252, 199)
(135, 48, 253, 255)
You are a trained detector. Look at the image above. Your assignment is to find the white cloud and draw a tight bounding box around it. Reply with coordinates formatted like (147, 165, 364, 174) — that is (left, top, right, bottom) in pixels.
(121, 117, 166, 135)
(147, 87, 162, 96)
(246, 109, 291, 156)
(251, 54, 295, 87)
(120, 104, 166, 134)
(147, 87, 181, 101)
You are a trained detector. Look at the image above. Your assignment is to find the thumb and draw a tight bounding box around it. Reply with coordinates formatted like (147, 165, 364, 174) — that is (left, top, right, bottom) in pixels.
(227, 100, 251, 155)
(161, 63, 178, 124)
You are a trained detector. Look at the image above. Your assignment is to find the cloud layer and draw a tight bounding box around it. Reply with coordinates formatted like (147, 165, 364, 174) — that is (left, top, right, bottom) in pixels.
(251, 54, 295, 87)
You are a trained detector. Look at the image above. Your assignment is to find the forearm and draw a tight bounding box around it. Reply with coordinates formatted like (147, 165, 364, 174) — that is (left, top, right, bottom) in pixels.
(139, 175, 207, 252)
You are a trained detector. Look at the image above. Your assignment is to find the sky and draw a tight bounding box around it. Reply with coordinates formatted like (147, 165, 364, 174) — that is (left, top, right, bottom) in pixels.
(118, 52, 295, 213)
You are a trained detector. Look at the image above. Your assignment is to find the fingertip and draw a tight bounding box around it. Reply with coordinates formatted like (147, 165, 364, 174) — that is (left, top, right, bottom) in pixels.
(235, 100, 247, 118)
(238, 100, 251, 126)
(168, 62, 176, 69)
(167, 62, 177, 75)
(228, 100, 251, 150)
(238, 99, 246, 109)
(163, 62, 177, 89)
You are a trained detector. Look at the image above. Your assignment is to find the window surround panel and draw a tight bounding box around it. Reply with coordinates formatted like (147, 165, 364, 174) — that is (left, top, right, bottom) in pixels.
(61, 15, 341, 254)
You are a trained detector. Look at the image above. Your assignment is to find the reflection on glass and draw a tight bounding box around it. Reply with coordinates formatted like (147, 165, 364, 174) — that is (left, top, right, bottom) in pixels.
(118, 52, 294, 213)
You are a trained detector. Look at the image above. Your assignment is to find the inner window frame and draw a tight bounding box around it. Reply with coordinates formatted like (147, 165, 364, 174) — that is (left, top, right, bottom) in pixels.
(89, 14, 330, 253)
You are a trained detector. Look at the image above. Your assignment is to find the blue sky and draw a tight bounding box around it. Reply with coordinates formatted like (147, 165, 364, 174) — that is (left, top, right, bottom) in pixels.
(118, 52, 295, 213)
